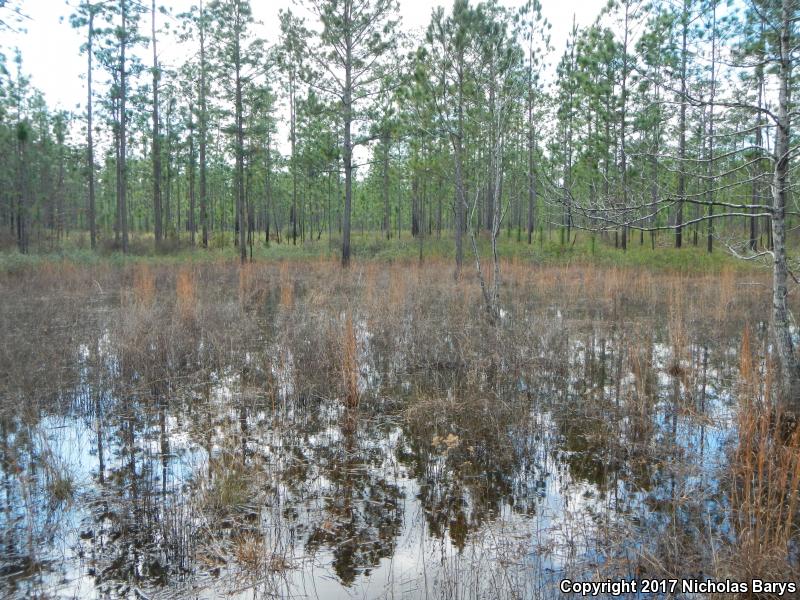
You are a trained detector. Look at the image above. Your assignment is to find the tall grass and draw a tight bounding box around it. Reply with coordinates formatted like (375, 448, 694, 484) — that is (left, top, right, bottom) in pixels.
(728, 332, 800, 580)
(176, 267, 196, 322)
(132, 263, 155, 307)
(342, 312, 359, 411)
(279, 261, 293, 311)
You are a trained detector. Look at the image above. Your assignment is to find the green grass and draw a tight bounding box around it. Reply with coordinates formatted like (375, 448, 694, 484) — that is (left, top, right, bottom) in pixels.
(0, 228, 766, 274)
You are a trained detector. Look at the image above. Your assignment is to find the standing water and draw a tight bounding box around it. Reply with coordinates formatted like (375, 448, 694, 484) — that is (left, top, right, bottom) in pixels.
(0, 261, 793, 598)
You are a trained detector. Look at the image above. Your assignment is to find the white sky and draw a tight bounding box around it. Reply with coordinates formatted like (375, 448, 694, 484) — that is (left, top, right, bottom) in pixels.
(4, 0, 608, 114)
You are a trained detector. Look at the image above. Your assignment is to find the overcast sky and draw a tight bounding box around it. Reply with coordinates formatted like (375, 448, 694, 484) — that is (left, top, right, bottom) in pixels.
(5, 0, 608, 114)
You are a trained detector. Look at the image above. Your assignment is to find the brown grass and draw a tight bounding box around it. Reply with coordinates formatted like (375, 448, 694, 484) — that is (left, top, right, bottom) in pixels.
(727, 355, 800, 581)
(626, 329, 655, 440)
(279, 261, 293, 311)
(176, 267, 196, 322)
(388, 267, 409, 315)
(238, 262, 254, 306)
(132, 263, 155, 307)
(739, 325, 756, 400)
(3, 257, 795, 596)
(232, 532, 265, 571)
(667, 277, 688, 380)
(342, 312, 359, 410)
(362, 261, 379, 308)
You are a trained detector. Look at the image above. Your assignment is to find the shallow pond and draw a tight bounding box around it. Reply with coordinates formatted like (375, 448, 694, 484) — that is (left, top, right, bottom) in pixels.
(0, 261, 777, 598)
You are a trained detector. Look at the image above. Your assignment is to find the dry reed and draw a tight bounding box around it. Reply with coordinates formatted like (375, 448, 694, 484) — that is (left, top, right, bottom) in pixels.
(727, 350, 800, 581)
(238, 262, 254, 306)
(342, 312, 359, 410)
(279, 261, 293, 311)
(176, 267, 196, 322)
(132, 263, 155, 307)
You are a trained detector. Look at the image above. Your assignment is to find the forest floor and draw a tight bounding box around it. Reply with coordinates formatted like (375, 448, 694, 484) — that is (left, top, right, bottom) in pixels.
(0, 228, 766, 275)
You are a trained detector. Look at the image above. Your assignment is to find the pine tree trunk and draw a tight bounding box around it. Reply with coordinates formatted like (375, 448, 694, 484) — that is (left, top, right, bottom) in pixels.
(676, 0, 688, 248)
(234, 2, 246, 264)
(706, 1, 716, 254)
(199, 0, 208, 248)
(342, 31, 353, 268)
(189, 103, 196, 246)
(119, 0, 128, 253)
(152, 0, 163, 246)
(383, 130, 390, 239)
(87, 9, 96, 250)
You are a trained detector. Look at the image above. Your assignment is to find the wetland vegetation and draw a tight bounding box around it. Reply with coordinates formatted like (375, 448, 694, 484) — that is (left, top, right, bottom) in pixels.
(2, 256, 799, 598)
(3, 0, 800, 596)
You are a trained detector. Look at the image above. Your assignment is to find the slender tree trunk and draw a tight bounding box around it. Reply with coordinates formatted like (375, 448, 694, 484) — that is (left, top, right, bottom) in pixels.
(452, 55, 465, 279)
(486, 65, 496, 232)
(189, 103, 196, 246)
(114, 95, 121, 246)
(749, 175, 759, 250)
(619, 1, 629, 252)
(290, 76, 298, 245)
(152, 0, 163, 246)
(604, 85, 611, 244)
(56, 128, 65, 241)
(411, 162, 420, 241)
(676, 0, 688, 248)
(342, 31, 353, 268)
(527, 89, 535, 244)
(199, 0, 208, 248)
(453, 147, 465, 277)
(246, 151, 254, 260)
(649, 66, 661, 248)
(265, 130, 272, 247)
(564, 26, 575, 243)
(234, 5, 246, 264)
(706, 1, 716, 254)
(87, 9, 97, 250)
(165, 98, 173, 233)
(327, 170, 332, 249)
(382, 130, 390, 239)
(16, 124, 28, 254)
(119, 0, 128, 253)
(750, 43, 764, 252)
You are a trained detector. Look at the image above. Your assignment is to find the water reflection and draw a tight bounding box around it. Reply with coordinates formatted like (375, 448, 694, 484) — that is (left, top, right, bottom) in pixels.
(0, 265, 759, 599)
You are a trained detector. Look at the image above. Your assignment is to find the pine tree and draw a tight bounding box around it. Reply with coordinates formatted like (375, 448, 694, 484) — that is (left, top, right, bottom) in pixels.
(304, 0, 400, 267)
